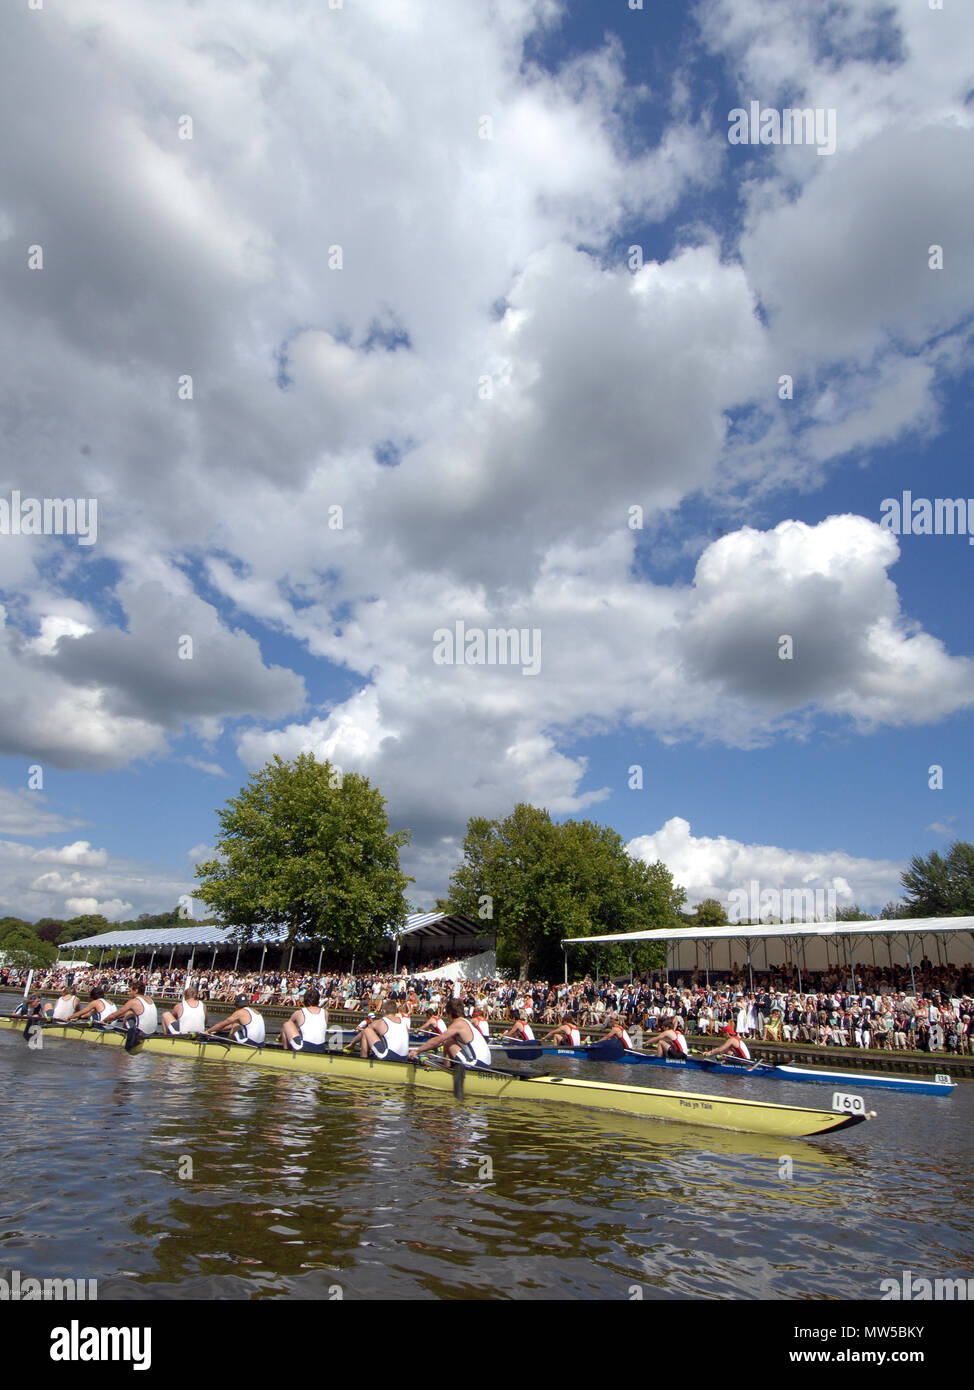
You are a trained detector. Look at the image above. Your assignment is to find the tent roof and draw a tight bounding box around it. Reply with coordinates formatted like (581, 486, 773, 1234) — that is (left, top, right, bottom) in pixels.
(62, 912, 483, 951)
(562, 916, 974, 946)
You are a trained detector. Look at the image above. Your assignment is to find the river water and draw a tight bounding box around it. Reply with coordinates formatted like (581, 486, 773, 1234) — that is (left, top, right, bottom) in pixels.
(1, 1028, 971, 1300)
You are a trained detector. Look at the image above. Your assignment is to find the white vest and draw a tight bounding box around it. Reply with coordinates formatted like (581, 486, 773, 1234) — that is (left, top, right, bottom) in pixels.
(377, 1015, 409, 1058)
(458, 1019, 491, 1067)
(240, 1007, 266, 1044)
(299, 1007, 327, 1044)
(53, 996, 78, 1021)
(135, 997, 158, 1034)
(178, 1000, 207, 1033)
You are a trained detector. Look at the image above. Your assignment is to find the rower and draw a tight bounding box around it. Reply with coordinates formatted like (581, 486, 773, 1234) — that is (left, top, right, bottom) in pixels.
(419, 1008, 447, 1037)
(357, 999, 410, 1061)
(471, 1006, 491, 1039)
(545, 1018, 582, 1047)
(52, 986, 80, 1022)
(706, 1023, 752, 1062)
(644, 1016, 689, 1059)
(500, 1008, 535, 1043)
(407, 998, 492, 1069)
(101, 980, 159, 1037)
(68, 986, 115, 1026)
(281, 988, 329, 1052)
(207, 993, 266, 1046)
(600, 1013, 635, 1051)
(161, 986, 207, 1036)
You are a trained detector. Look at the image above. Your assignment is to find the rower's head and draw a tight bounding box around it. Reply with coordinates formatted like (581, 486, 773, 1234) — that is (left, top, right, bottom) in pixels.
(184, 987, 199, 1002)
(382, 1000, 399, 1016)
(60, 986, 74, 996)
(444, 998, 465, 1021)
(303, 987, 320, 1007)
(234, 993, 249, 1009)
(129, 978, 146, 996)
(90, 987, 104, 1001)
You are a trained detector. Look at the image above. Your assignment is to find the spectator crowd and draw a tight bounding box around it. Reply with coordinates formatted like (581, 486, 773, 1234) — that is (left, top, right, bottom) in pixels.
(2, 957, 971, 1055)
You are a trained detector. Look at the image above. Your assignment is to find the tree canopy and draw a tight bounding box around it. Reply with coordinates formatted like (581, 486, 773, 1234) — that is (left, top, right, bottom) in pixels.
(900, 841, 974, 917)
(193, 754, 412, 960)
(445, 802, 686, 978)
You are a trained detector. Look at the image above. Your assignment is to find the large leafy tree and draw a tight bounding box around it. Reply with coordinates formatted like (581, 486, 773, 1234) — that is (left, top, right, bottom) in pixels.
(0, 921, 57, 969)
(690, 898, 728, 927)
(193, 754, 412, 960)
(900, 841, 974, 917)
(446, 803, 685, 978)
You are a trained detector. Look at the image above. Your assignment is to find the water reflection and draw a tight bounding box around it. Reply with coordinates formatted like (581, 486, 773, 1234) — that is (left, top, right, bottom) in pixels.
(0, 1033, 970, 1300)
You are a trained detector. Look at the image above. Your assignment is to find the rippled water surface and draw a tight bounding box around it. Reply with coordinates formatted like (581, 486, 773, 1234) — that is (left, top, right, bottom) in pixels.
(1, 1030, 971, 1299)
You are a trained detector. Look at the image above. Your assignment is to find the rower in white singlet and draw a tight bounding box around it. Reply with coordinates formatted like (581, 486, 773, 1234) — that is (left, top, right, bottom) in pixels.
(281, 988, 328, 1052)
(68, 986, 114, 1025)
(408, 998, 492, 1069)
(162, 986, 207, 1036)
(357, 999, 410, 1061)
(207, 993, 266, 1046)
(101, 980, 158, 1036)
(471, 1008, 491, 1039)
(52, 987, 80, 1022)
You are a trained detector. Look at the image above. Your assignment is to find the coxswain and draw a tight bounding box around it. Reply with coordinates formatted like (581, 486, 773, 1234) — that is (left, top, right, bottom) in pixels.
(706, 1023, 752, 1062)
(13, 994, 52, 1020)
(545, 1018, 582, 1047)
(357, 999, 410, 1061)
(644, 1016, 689, 1058)
(68, 986, 115, 1026)
(408, 998, 491, 1068)
(280, 988, 329, 1052)
(500, 1009, 535, 1043)
(207, 994, 266, 1045)
(161, 986, 207, 1036)
(52, 986, 80, 1022)
(101, 980, 159, 1037)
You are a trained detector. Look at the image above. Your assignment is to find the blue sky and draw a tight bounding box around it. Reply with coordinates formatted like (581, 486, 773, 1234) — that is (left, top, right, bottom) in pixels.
(0, 0, 971, 922)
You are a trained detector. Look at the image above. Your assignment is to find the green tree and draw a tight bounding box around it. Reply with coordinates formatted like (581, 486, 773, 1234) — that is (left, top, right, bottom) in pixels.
(835, 905, 873, 922)
(0, 923, 57, 969)
(60, 915, 111, 942)
(193, 754, 412, 960)
(901, 842, 974, 917)
(446, 803, 685, 978)
(690, 898, 728, 927)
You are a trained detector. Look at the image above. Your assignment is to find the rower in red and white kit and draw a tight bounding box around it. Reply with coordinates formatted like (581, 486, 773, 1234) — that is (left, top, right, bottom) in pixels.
(500, 1009, 535, 1043)
(599, 1013, 634, 1051)
(706, 1022, 752, 1062)
(545, 1018, 582, 1047)
(471, 1006, 490, 1039)
(645, 1016, 689, 1059)
(419, 1008, 447, 1037)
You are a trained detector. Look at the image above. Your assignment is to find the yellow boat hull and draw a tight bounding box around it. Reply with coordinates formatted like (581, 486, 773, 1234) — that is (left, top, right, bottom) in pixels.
(0, 1017, 869, 1139)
